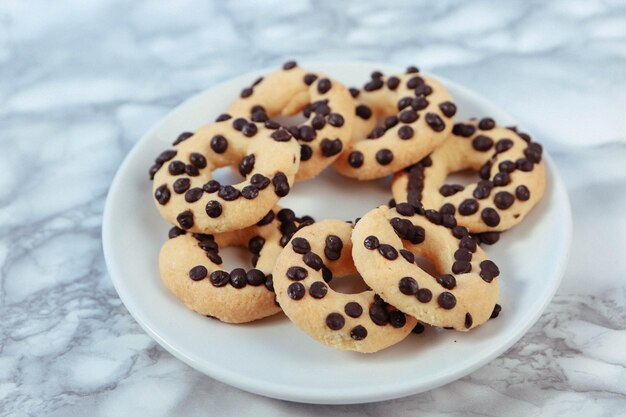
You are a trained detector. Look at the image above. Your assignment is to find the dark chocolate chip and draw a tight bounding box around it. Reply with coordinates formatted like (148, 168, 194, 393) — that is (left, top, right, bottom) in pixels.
(187, 153, 206, 169)
(287, 282, 305, 300)
(440, 203, 456, 215)
(493, 172, 510, 187)
(389, 310, 407, 328)
(475, 231, 501, 245)
(407, 76, 425, 89)
(324, 235, 343, 261)
(439, 101, 457, 118)
(205, 200, 222, 218)
(272, 172, 290, 197)
(298, 125, 316, 142)
(326, 312, 345, 330)
(396, 125, 414, 140)
(168, 226, 186, 239)
(210, 135, 228, 154)
(387, 76, 400, 90)
(156, 150, 177, 165)
(399, 276, 419, 295)
(414, 84, 433, 97)
(210, 270, 230, 287)
(417, 288, 432, 303)
(218, 185, 240, 201)
(320, 138, 343, 157)
(412, 323, 425, 334)
(202, 180, 220, 194)
(283, 60, 297, 70)
(425, 209, 443, 225)
(516, 159, 534, 172)
(304, 73, 318, 85)
(442, 214, 457, 228)
(452, 260, 472, 274)
(176, 210, 194, 229)
(369, 304, 390, 326)
(399, 249, 415, 263)
(229, 268, 247, 288)
(271, 129, 292, 142)
(256, 209, 275, 227)
(364, 235, 380, 250)
(406, 65, 420, 73)
(264, 120, 280, 130)
(246, 269, 265, 286)
(440, 184, 464, 197)
(491, 304, 502, 319)
(494, 191, 514, 209)
(481, 208, 501, 226)
(460, 235, 477, 252)
(355, 105, 372, 120)
(291, 237, 311, 254)
(168, 161, 186, 176)
(287, 266, 307, 281)
(465, 313, 473, 328)
(241, 185, 259, 200)
(215, 114, 231, 122)
(515, 185, 530, 201)
(173, 132, 194, 145)
(495, 139, 514, 153)
(328, 113, 345, 128)
(184, 164, 199, 177)
(399, 109, 418, 124)
(240, 87, 253, 98)
(459, 199, 479, 216)
(155, 184, 171, 205)
(364, 78, 384, 91)
(250, 173, 270, 190)
(345, 302, 363, 318)
(348, 151, 364, 168)
(478, 118, 495, 130)
(368, 126, 386, 139)
(524, 142, 543, 163)
(454, 248, 472, 261)
(378, 244, 398, 260)
(425, 112, 445, 132)
(232, 118, 247, 131)
(317, 78, 332, 94)
(472, 135, 494, 152)
(437, 274, 457, 290)
(350, 325, 368, 340)
(453, 123, 476, 137)
(452, 226, 469, 239)
(238, 154, 255, 177)
(376, 149, 393, 165)
(264, 274, 274, 292)
(184, 187, 203, 203)
(396, 202, 415, 216)
(438, 292, 457, 309)
(384, 116, 399, 129)
(299, 144, 313, 161)
(303, 252, 323, 271)
(398, 97, 413, 110)
(309, 281, 328, 299)
(189, 265, 207, 281)
(479, 260, 500, 282)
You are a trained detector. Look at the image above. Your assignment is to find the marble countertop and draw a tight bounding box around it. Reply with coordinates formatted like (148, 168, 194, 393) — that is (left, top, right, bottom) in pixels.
(1, 1, 625, 415)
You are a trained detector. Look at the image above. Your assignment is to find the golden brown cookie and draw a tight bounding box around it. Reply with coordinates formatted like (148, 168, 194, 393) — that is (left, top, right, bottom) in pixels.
(159, 207, 314, 323)
(273, 219, 416, 353)
(228, 61, 354, 180)
(392, 118, 546, 233)
(352, 204, 500, 331)
(332, 67, 455, 180)
(150, 116, 300, 234)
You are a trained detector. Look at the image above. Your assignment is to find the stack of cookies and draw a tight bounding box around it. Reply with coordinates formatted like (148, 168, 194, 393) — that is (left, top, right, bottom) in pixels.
(149, 61, 546, 353)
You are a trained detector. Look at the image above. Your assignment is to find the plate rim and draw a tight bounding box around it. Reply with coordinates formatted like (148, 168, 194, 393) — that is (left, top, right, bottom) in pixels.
(102, 60, 573, 404)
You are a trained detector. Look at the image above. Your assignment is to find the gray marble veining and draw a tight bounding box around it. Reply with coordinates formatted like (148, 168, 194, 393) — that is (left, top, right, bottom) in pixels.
(1, 1, 625, 416)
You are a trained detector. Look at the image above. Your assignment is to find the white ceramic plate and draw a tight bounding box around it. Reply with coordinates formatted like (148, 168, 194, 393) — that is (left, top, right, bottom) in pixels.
(102, 61, 572, 405)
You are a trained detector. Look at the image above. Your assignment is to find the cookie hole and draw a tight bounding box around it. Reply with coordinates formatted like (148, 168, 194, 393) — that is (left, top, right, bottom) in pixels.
(211, 166, 243, 182)
(414, 255, 439, 278)
(216, 246, 254, 271)
(443, 168, 478, 188)
(327, 273, 370, 294)
(271, 113, 307, 127)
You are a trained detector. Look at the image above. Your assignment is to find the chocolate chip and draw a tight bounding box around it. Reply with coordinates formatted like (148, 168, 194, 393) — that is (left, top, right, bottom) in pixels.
(350, 325, 368, 340)
(425, 112, 445, 132)
(376, 149, 393, 165)
(452, 260, 471, 274)
(394, 203, 413, 217)
(458, 240, 477, 258)
(392, 125, 413, 141)
(399, 109, 418, 124)
(437, 292, 457, 309)
(347, 151, 364, 168)
(479, 260, 500, 282)
(168, 227, 186, 239)
(205, 200, 222, 218)
(288, 282, 305, 300)
(282, 60, 297, 70)
(155, 184, 171, 205)
(389, 310, 407, 328)
(246, 269, 265, 286)
(378, 244, 398, 260)
(417, 288, 432, 303)
(250, 173, 270, 190)
(414, 84, 433, 97)
(387, 76, 400, 90)
(176, 210, 194, 229)
(295, 144, 311, 162)
(309, 281, 328, 299)
(481, 208, 501, 227)
(173, 132, 193, 146)
(438, 184, 463, 197)
(277, 208, 295, 222)
(453, 123, 476, 137)
(228, 268, 246, 289)
(209, 135, 228, 154)
(286, 266, 307, 281)
(168, 161, 185, 176)
(439, 101, 457, 118)
(320, 138, 343, 157)
(406, 65, 420, 73)
(497, 160, 515, 174)
(241, 185, 259, 200)
(436, 274, 456, 290)
(232, 118, 247, 131)
(411, 97, 429, 111)
(407, 76, 424, 89)
(253, 211, 273, 228)
(215, 114, 231, 122)
(327, 113, 344, 128)
(217, 185, 240, 201)
(516, 159, 534, 172)
(374, 294, 387, 306)
(149, 163, 162, 180)
(440, 203, 456, 215)
(399, 249, 415, 263)
(317, 78, 332, 94)
(303, 252, 323, 271)
(399, 276, 419, 295)
(459, 199, 479, 215)
(364, 78, 384, 91)
(324, 235, 343, 261)
(344, 302, 363, 318)
(272, 172, 290, 197)
(263, 120, 280, 130)
(326, 312, 345, 330)
(184, 187, 203, 203)
(442, 214, 457, 228)
(355, 105, 372, 122)
(246, 236, 264, 257)
(516, 185, 530, 201)
(425, 209, 443, 225)
(240, 88, 253, 98)
(452, 226, 469, 239)
(524, 142, 543, 163)
(156, 150, 177, 165)
(478, 118, 495, 130)
(383, 116, 398, 130)
(369, 304, 390, 325)
(472, 135, 494, 152)
(495, 139, 514, 153)
(238, 154, 255, 177)
(454, 248, 472, 262)
(412, 323, 425, 334)
(185, 164, 199, 177)
(210, 270, 230, 287)
(476, 231, 501, 245)
(491, 304, 502, 318)
(494, 191, 514, 209)
(291, 237, 310, 254)
(364, 235, 380, 250)
(270, 129, 292, 142)
(464, 313, 473, 328)
(302, 73, 318, 85)
(189, 265, 207, 281)
(397, 97, 413, 111)
(493, 172, 510, 187)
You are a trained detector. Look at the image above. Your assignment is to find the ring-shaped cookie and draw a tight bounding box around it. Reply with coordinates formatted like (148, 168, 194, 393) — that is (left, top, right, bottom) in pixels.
(228, 61, 354, 180)
(392, 118, 546, 232)
(150, 116, 300, 233)
(332, 67, 455, 180)
(273, 219, 416, 353)
(352, 204, 500, 331)
(159, 207, 314, 323)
